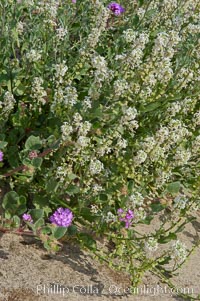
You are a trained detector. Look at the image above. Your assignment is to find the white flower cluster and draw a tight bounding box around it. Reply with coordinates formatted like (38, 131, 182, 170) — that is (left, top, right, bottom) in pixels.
(90, 204, 99, 214)
(77, 136, 90, 148)
(53, 84, 78, 109)
(173, 195, 188, 210)
(104, 211, 117, 223)
(116, 136, 127, 150)
(155, 127, 169, 144)
(173, 147, 191, 166)
(31, 77, 47, 105)
(87, 1, 109, 48)
(26, 49, 42, 62)
(53, 61, 68, 85)
(91, 54, 109, 85)
(171, 240, 188, 264)
(192, 135, 200, 154)
(134, 150, 147, 165)
(63, 86, 78, 106)
(61, 122, 73, 141)
(78, 121, 92, 136)
(16, 21, 24, 35)
(129, 192, 144, 207)
(156, 169, 172, 186)
(56, 27, 68, 41)
(113, 79, 129, 98)
(36, 0, 58, 19)
(168, 120, 190, 144)
(176, 68, 194, 89)
(123, 29, 136, 43)
(89, 159, 104, 175)
(141, 136, 156, 152)
(0, 92, 15, 117)
(121, 107, 139, 132)
(82, 96, 92, 111)
(145, 237, 158, 252)
(96, 138, 112, 157)
(92, 184, 103, 195)
(134, 207, 147, 221)
(193, 111, 200, 127)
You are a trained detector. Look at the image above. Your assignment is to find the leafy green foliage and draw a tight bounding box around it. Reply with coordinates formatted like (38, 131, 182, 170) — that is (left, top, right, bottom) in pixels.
(2, 191, 27, 218)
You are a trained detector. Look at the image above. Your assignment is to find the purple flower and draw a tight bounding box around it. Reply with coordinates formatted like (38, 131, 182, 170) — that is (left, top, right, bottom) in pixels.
(72, 0, 76, 3)
(22, 213, 33, 223)
(117, 208, 134, 229)
(117, 208, 124, 215)
(0, 151, 4, 162)
(125, 209, 134, 220)
(49, 207, 73, 227)
(108, 2, 125, 15)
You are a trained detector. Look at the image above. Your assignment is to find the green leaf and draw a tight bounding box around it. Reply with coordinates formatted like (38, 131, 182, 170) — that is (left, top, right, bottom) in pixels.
(141, 101, 162, 113)
(41, 226, 52, 235)
(11, 215, 21, 227)
(66, 184, 80, 195)
(19, 195, 26, 204)
(166, 181, 181, 194)
(34, 218, 45, 229)
(2, 191, 19, 209)
(29, 209, 44, 221)
(157, 256, 171, 265)
(25, 135, 42, 150)
(32, 157, 43, 168)
(14, 81, 26, 96)
(2, 191, 27, 217)
(78, 233, 97, 251)
(158, 232, 177, 244)
(139, 215, 154, 224)
(150, 203, 165, 213)
(0, 141, 8, 149)
(46, 178, 59, 193)
(7, 145, 19, 167)
(53, 226, 68, 239)
(67, 225, 78, 235)
(79, 207, 96, 222)
(68, 173, 77, 180)
(33, 194, 49, 208)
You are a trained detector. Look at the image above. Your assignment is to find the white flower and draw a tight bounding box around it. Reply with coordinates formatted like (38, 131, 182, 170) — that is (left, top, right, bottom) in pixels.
(31, 77, 47, 105)
(173, 148, 191, 166)
(54, 61, 68, 84)
(123, 29, 136, 43)
(83, 96, 92, 110)
(116, 138, 127, 149)
(171, 240, 187, 263)
(134, 150, 147, 165)
(89, 159, 104, 175)
(129, 192, 144, 207)
(104, 211, 117, 223)
(173, 195, 188, 210)
(134, 207, 147, 221)
(145, 237, 158, 252)
(56, 27, 68, 41)
(92, 184, 103, 195)
(61, 122, 73, 141)
(77, 136, 90, 148)
(90, 204, 99, 214)
(0, 92, 15, 117)
(26, 49, 42, 62)
(141, 136, 156, 152)
(63, 86, 78, 106)
(16, 21, 24, 34)
(78, 121, 92, 136)
(114, 79, 129, 97)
